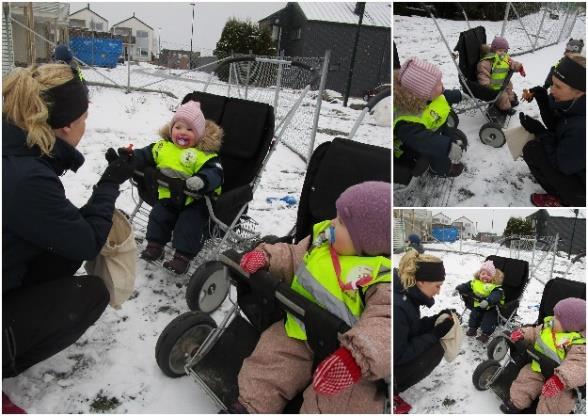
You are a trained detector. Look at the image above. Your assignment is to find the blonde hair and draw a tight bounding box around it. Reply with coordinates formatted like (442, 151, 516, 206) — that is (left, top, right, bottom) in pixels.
(474, 268, 505, 285)
(393, 71, 428, 116)
(398, 249, 443, 290)
(158, 119, 224, 153)
(2, 64, 76, 156)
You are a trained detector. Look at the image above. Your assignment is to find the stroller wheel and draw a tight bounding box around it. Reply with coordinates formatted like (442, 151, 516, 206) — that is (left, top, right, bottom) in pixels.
(446, 110, 459, 129)
(155, 311, 217, 377)
(186, 262, 231, 313)
(479, 123, 506, 147)
(472, 360, 502, 391)
(487, 336, 510, 361)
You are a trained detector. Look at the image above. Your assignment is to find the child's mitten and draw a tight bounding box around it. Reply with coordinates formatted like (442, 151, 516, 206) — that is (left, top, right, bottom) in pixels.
(541, 374, 565, 398)
(312, 347, 361, 395)
(510, 328, 524, 342)
(478, 300, 489, 309)
(239, 250, 268, 274)
(186, 175, 206, 191)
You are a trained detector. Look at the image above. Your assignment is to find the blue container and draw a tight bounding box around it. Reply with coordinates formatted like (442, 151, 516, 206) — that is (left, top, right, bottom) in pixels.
(70, 37, 123, 68)
(432, 226, 459, 242)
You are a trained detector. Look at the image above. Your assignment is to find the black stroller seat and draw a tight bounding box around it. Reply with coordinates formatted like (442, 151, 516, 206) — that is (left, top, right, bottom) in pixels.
(460, 255, 530, 327)
(131, 90, 275, 237)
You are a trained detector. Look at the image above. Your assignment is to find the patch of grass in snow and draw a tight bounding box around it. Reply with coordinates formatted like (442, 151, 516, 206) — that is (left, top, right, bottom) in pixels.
(90, 391, 121, 413)
(457, 188, 475, 201)
(442, 397, 456, 407)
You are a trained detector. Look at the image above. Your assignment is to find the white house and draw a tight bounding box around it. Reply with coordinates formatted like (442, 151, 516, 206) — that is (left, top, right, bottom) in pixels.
(432, 212, 451, 226)
(111, 12, 154, 62)
(3, 2, 70, 71)
(68, 4, 108, 31)
(452, 216, 476, 239)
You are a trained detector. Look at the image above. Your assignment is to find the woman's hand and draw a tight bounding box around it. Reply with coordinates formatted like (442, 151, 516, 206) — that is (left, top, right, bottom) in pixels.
(519, 113, 547, 135)
(432, 316, 454, 339)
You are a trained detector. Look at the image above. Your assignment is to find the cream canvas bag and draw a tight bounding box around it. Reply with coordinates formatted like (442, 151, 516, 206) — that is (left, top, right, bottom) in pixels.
(85, 209, 137, 309)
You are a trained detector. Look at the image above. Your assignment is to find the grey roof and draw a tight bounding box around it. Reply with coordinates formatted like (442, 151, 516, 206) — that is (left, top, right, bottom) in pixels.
(111, 14, 153, 31)
(297, 2, 390, 28)
(69, 6, 108, 23)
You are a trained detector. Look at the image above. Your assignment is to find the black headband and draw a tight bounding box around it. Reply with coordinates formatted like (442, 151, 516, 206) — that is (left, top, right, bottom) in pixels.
(553, 57, 586, 92)
(44, 71, 89, 129)
(415, 261, 446, 282)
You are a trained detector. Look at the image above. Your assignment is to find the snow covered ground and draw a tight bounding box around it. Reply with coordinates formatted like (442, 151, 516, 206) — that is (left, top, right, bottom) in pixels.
(393, 240, 586, 414)
(394, 11, 586, 206)
(2, 64, 390, 412)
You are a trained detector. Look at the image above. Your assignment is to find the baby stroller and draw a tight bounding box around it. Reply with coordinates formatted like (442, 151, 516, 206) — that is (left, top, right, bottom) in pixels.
(154, 137, 391, 412)
(452, 25, 516, 148)
(472, 277, 586, 413)
(457, 255, 530, 350)
(129, 90, 276, 275)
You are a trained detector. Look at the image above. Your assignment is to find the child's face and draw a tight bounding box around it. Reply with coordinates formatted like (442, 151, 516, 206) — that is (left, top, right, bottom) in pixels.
(552, 317, 564, 332)
(479, 270, 492, 283)
(331, 216, 357, 256)
(495, 48, 508, 56)
(171, 121, 198, 148)
(431, 80, 444, 100)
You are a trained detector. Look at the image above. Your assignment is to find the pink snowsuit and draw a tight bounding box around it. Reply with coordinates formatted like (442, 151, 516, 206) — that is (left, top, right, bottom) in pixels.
(237, 237, 391, 413)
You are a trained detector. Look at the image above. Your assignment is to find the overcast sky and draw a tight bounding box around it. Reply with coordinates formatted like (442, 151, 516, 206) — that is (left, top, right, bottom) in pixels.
(70, 2, 286, 54)
(432, 208, 585, 234)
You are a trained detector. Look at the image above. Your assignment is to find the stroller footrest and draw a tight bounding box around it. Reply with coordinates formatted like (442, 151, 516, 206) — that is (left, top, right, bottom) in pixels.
(192, 315, 259, 407)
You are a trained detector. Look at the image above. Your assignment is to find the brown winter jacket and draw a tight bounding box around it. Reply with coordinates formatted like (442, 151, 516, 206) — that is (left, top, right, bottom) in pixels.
(519, 324, 586, 389)
(255, 237, 391, 412)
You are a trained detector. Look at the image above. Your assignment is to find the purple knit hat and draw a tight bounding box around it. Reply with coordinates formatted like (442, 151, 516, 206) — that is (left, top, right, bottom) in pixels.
(554, 297, 586, 332)
(398, 57, 442, 101)
(335, 181, 391, 256)
(491, 37, 509, 52)
(170, 101, 206, 140)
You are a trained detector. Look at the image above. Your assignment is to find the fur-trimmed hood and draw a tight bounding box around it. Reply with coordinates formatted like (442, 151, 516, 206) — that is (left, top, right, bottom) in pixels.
(158, 120, 223, 153)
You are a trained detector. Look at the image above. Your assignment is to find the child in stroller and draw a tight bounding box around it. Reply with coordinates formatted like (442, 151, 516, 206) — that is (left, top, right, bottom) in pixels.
(393, 57, 467, 178)
(477, 37, 525, 116)
(232, 181, 391, 413)
(127, 101, 224, 274)
(500, 297, 586, 414)
(456, 260, 505, 343)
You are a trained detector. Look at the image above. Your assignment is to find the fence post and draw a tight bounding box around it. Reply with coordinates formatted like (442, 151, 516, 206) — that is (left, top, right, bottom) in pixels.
(306, 49, 330, 165)
(533, 8, 547, 51)
(566, 8, 578, 39)
(245, 49, 252, 100)
(126, 47, 131, 93)
(549, 233, 559, 281)
(557, 9, 571, 44)
(500, 2, 511, 38)
(273, 59, 283, 112)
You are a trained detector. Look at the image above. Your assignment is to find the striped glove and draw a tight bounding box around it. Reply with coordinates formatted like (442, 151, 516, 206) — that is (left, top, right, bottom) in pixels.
(312, 347, 361, 395)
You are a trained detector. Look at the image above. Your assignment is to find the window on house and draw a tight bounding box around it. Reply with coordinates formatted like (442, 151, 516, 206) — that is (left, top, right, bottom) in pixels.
(136, 30, 149, 49)
(90, 21, 103, 31)
(290, 27, 301, 40)
(271, 25, 279, 41)
(69, 19, 85, 28)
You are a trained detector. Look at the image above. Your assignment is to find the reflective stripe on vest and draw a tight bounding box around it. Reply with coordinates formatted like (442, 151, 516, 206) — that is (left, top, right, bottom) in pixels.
(151, 139, 221, 204)
(470, 279, 504, 307)
(284, 220, 391, 340)
(531, 316, 586, 373)
(393, 94, 451, 133)
(481, 53, 510, 90)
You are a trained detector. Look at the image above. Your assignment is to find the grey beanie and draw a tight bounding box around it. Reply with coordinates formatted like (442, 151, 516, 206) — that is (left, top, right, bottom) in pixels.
(335, 181, 391, 256)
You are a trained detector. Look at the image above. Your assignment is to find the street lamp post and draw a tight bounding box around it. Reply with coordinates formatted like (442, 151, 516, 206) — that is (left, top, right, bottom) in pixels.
(158, 27, 162, 64)
(190, 3, 195, 69)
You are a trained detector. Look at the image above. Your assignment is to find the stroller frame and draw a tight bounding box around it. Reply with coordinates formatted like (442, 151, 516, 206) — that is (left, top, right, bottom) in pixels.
(154, 137, 392, 412)
(472, 277, 586, 413)
(424, 3, 517, 148)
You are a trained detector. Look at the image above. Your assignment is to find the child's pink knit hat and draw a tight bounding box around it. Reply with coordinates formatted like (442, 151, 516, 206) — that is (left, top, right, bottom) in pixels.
(170, 101, 206, 140)
(398, 57, 442, 101)
(554, 297, 586, 332)
(479, 260, 496, 276)
(491, 36, 509, 52)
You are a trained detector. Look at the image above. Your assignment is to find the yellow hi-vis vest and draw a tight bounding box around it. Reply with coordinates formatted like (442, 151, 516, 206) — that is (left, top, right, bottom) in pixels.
(151, 139, 221, 205)
(470, 279, 504, 307)
(481, 53, 510, 90)
(531, 316, 585, 373)
(284, 220, 391, 341)
(392, 95, 451, 158)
